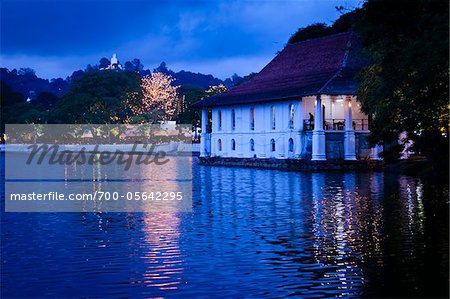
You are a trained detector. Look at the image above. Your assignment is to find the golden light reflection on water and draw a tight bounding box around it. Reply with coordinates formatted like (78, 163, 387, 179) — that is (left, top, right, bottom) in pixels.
(399, 176, 426, 234)
(140, 212, 184, 291)
(310, 173, 387, 295)
(138, 158, 186, 292)
(72, 155, 188, 291)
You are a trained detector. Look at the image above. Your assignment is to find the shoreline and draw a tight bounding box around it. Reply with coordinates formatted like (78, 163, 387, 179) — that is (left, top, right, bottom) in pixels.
(198, 156, 384, 172)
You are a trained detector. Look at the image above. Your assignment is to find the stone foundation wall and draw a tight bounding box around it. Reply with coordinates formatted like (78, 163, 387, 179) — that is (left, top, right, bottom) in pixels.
(198, 157, 384, 171)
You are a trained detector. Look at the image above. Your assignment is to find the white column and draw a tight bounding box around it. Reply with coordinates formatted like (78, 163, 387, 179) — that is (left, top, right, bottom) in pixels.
(200, 108, 209, 157)
(312, 95, 326, 160)
(344, 96, 357, 160)
(294, 99, 303, 158)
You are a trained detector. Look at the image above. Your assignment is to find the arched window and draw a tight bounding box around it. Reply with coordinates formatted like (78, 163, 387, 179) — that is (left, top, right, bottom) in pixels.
(250, 107, 255, 130)
(231, 109, 236, 131)
(271, 106, 276, 130)
(289, 104, 294, 129)
(218, 139, 222, 151)
(250, 139, 255, 151)
(231, 139, 236, 151)
(218, 110, 222, 131)
(270, 139, 276, 152)
(288, 138, 294, 152)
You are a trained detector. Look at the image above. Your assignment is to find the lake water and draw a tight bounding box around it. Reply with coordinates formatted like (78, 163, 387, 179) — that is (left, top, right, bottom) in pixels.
(1, 154, 448, 298)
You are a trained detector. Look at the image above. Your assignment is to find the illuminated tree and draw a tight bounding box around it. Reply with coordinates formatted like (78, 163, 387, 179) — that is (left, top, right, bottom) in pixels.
(204, 84, 227, 97)
(141, 72, 180, 122)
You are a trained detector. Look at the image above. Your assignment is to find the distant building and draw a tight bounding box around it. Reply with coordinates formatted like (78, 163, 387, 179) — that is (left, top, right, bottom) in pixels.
(193, 32, 382, 161)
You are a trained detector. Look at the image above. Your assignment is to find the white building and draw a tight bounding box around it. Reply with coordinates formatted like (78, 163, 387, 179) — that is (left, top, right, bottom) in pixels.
(193, 33, 382, 161)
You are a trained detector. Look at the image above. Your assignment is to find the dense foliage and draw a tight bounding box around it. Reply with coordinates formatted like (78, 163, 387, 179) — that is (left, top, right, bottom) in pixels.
(0, 69, 227, 139)
(0, 58, 241, 137)
(51, 71, 142, 124)
(0, 68, 70, 97)
(355, 0, 449, 164)
(287, 9, 361, 44)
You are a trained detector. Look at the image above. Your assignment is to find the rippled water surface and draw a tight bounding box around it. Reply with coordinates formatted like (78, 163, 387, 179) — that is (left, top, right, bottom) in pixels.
(1, 155, 448, 298)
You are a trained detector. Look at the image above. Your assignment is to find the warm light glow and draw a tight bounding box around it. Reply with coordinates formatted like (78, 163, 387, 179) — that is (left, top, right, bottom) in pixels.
(140, 72, 180, 121)
(348, 102, 352, 108)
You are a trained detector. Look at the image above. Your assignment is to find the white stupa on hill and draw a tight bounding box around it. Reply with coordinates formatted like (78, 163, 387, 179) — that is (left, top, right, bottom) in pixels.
(104, 53, 122, 70)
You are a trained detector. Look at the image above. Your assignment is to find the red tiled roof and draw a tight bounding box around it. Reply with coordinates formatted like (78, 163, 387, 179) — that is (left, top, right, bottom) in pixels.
(193, 32, 366, 107)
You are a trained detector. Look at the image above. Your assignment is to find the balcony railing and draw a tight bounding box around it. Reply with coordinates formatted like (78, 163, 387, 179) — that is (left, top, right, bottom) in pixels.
(325, 119, 345, 130)
(352, 119, 369, 131)
(303, 119, 369, 131)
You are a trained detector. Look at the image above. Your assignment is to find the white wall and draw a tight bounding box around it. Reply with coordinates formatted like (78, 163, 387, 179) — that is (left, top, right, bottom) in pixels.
(204, 96, 371, 160)
(210, 101, 303, 159)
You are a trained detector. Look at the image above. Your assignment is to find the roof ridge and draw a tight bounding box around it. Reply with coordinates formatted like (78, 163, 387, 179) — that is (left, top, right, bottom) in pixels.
(192, 31, 362, 108)
(317, 32, 353, 94)
(286, 31, 352, 47)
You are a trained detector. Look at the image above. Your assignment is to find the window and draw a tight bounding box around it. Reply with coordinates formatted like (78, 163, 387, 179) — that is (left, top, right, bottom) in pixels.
(271, 106, 276, 130)
(231, 109, 236, 131)
(288, 138, 294, 152)
(250, 139, 255, 151)
(250, 107, 255, 130)
(218, 139, 222, 151)
(270, 139, 276, 152)
(231, 139, 236, 151)
(218, 110, 222, 131)
(289, 104, 294, 129)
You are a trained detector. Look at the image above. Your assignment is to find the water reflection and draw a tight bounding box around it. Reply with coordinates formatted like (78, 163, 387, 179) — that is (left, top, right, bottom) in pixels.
(140, 213, 183, 291)
(399, 176, 426, 234)
(310, 172, 383, 297)
(1, 155, 448, 298)
(189, 166, 447, 298)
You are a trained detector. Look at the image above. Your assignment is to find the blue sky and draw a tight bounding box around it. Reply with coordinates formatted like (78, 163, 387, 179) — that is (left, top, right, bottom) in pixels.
(1, 0, 362, 80)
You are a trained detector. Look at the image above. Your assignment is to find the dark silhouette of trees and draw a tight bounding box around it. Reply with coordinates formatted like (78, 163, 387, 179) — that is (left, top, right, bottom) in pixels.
(356, 0, 448, 165)
(99, 57, 110, 69)
(52, 70, 142, 124)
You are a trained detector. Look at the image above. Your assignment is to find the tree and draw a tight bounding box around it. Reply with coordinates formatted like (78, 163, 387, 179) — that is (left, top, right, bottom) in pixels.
(123, 59, 144, 72)
(0, 82, 45, 142)
(49, 77, 70, 96)
(176, 85, 206, 125)
(234, 72, 257, 86)
(140, 72, 180, 122)
(132, 58, 143, 72)
(205, 84, 227, 97)
(154, 61, 169, 73)
(288, 23, 331, 44)
(52, 71, 142, 124)
(70, 70, 85, 82)
(124, 61, 134, 72)
(33, 91, 59, 110)
(0, 82, 25, 107)
(287, 9, 361, 44)
(18, 67, 36, 76)
(86, 64, 96, 72)
(355, 0, 448, 165)
(99, 57, 110, 69)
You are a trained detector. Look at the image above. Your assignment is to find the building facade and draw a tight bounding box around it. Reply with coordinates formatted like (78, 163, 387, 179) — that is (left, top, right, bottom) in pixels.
(193, 32, 383, 161)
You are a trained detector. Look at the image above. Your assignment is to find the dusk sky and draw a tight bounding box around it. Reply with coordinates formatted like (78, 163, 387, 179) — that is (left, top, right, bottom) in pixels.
(1, 0, 361, 80)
